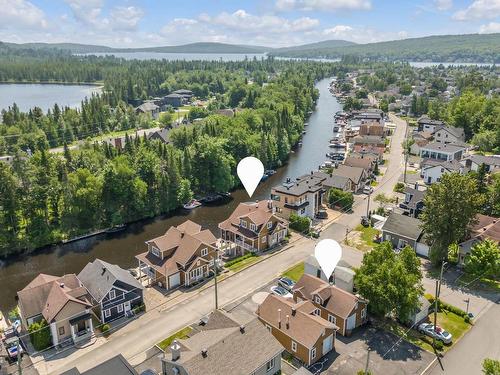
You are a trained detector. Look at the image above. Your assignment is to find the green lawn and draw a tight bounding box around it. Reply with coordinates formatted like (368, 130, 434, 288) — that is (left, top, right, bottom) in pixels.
(435, 310, 471, 343)
(226, 254, 260, 272)
(282, 262, 304, 282)
(379, 319, 435, 353)
(157, 326, 193, 350)
(354, 224, 380, 250)
(457, 273, 500, 293)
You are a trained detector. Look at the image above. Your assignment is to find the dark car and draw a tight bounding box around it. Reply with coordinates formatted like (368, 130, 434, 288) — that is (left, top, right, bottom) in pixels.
(278, 277, 296, 291)
(361, 216, 370, 227)
(316, 210, 328, 219)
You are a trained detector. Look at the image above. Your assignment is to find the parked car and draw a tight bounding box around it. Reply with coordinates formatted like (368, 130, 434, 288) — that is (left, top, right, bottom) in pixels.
(363, 185, 374, 194)
(361, 216, 370, 227)
(270, 286, 292, 299)
(316, 210, 328, 219)
(418, 323, 452, 344)
(3, 337, 23, 360)
(278, 277, 296, 292)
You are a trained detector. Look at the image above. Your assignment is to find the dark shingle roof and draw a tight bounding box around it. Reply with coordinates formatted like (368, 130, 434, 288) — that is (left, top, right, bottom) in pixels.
(61, 354, 138, 375)
(420, 142, 467, 153)
(382, 212, 423, 240)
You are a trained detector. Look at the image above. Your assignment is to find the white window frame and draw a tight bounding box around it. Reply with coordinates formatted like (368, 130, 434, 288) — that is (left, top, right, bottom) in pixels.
(291, 341, 297, 352)
(266, 324, 272, 332)
(361, 308, 367, 319)
(109, 289, 116, 300)
(201, 248, 208, 257)
(117, 304, 124, 313)
(266, 357, 275, 371)
(261, 236, 266, 243)
(314, 296, 322, 304)
(311, 347, 317, 360)
(250, 223, 257, 231)
(328, 314, 336, 324)
(240, 219, 247, 228)
(267, 221, 273, 229)
(151, 246, 161, 257)
(209, 259, 214, 266)
(314, 308, 320, 316)
(104, 309, 111, 319)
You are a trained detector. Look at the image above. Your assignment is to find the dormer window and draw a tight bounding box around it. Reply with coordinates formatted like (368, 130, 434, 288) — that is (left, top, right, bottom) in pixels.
(201, 248, 208, 257)
(267, 221, 273, 230)
(151, 246, 161, 258)
(109, 290, 116, 300)
(240, 219, 247, 228)
(314, 296, 322, 305)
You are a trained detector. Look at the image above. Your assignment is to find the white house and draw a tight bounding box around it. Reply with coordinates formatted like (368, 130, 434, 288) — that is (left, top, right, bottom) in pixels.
(461, 154, 500, 173)
(420, 159, 464, 184)
(433, 126, 465, 145)
(420, 142, 467, 162)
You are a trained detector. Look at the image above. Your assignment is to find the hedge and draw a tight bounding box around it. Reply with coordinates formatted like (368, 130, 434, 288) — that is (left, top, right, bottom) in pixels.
(425, 294, 468, 317)
(224, 253, 257, 268)
(28, 320, 52, 351)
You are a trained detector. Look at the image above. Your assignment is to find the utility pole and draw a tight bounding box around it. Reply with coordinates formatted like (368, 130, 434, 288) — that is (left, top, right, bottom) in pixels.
(366, 190, 371, 218)
(465, 298, 470, 315)
(16, 338, 22, 375)
(403, 120, 409, 184)
(433, 279, 439, 349)
(345, 227, 349, 243)
(213, 249, 219, 310)
(364, 348, 371, 375)
(438, 261, 447, 297)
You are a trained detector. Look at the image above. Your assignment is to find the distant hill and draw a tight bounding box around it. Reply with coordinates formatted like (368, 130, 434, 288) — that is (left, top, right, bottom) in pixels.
(273, 39, 356, 54)
(2, 41, 271, 54)
(270, 34, 500, 63)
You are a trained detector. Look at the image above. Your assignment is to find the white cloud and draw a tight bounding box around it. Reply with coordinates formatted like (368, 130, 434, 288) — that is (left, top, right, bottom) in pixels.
(479, 21, 500, 32)
(64, 0, 103, 25)
(0, 0, 48, 30)
(321, 25, 409, 43)
(110, 6, 144, 31)
(276, 0, 372, 11)
(434, 0, 453, 10)
(453, 0, 500, 20)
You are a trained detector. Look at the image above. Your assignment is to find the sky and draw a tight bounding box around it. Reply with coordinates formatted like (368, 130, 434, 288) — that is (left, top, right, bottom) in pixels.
(1, 0, 499, 48)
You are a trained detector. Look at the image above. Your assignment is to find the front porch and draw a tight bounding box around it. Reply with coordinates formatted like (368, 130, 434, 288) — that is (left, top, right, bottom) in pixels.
(69, 313, 93, 344)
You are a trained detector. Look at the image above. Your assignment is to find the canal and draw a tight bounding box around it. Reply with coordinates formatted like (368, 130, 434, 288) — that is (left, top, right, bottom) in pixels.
(0, 77, 341, 313)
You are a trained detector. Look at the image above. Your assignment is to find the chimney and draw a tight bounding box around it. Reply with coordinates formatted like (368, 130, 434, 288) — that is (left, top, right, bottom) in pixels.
(414, 182, 418, 189)
(170, 340, 181, 361)
(310, 170, 313, 175)
(201, 349, 208, 358)
(240, 325, 245, 333)
(286, 315, 290, 329)
(291, 307, 296, 316)
(59, 283, 65, 288)
(278, 308, 282, 329)
(101, 267, 106, 276)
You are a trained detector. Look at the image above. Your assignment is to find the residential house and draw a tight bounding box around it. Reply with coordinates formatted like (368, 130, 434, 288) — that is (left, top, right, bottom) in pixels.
(78, 259, 144, 324)
(148, 128, 171, 144)
(135, 102, 160, 119)
(433, 126, 465, 144)
(359, 122, 385, 137)
(164, 93, 183, 108)
(256, 294, 336, 366)
(17, 274, 93, 346)
(136, 220, 219, 290)
(410, 139, 430, 156)
(304, 255, 355, 293)
(419, 142, 467, 162)
(351, 135, 386, 148)
(298, 170, 355, 193)
(332, 164, 368, 193)
(343, 156, 375, 175)
(417, 116, 445, 133)
(0, 155, 13, 165)
(173, 89, 193, 102)
(352, 110, 385, 126)
(292, 274, 368, 336)
(461, 154, 500, 173)
(381, 212, 429, 257)
(407, 296, 432, 326)
(458, 214, 500, 266)
(420, 158, 464, 184)
(399, 184, 426, 218)
(352, 145, 385, 161)
(61, 354, 138, 375)
(161, 310, 283, 375)
(271, 175, 324, 220)
(219, 201, 288, 256)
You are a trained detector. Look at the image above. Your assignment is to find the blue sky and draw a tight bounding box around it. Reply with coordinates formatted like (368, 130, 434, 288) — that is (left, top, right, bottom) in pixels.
(1, 0, 499, 47)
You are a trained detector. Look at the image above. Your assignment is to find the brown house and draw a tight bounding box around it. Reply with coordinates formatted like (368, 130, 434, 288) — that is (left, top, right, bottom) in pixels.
(343, 156, 375, 174)
(292, 274, 368, 336)
(219, 201, 288, 257)
(458, 214, 500, 266)
(136, 220, 219, 290)
(17, 274, 94, 346)
(256, 294, 337, 366)
(359, 122, 385, 137)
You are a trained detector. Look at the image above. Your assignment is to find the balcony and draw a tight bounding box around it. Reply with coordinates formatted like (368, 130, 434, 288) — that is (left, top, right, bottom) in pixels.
(235, 239, 258, 252)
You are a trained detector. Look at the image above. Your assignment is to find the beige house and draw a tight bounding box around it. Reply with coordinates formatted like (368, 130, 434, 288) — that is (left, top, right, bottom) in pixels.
(292, 274, 368, 336)
(136, 220, 219, 290)
(256, 294, 337, 366)
(17, 274, 94, 346)
(219, 201, 288, 257)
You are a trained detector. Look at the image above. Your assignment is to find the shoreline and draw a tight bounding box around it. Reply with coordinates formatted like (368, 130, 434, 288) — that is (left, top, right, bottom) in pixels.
(0, 81, 103, 86)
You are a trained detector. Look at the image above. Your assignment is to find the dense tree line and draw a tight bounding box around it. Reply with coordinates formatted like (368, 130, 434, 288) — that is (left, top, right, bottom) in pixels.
(0, 61, 333, 257)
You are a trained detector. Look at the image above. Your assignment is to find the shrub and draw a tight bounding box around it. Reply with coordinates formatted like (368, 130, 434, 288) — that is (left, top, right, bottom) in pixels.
(393, 182, 405, 193)
(434, 340, 444, 351)
(101, 324, 111, 335)
(224, 253, 257, 267)
(28, 320, 52, 351)
(328, 188, 354, 211)
(426, 295, 467, 317)
(289, 213, 311, 233)
(8, 307, 20, 322)
(133, 304, 146, 314)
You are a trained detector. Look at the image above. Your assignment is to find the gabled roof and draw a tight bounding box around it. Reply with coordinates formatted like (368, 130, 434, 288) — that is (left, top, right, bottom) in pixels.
(464, 154, 500, 167)
(136, 102, 159, 112)
(257, 294, 336, 348)
(61, 354, 138, 375)
(420, 142, 467, 153)
(417, 116, 444, 126)
(292, 274, 363, 319)
(343, 156, 373, 171)
(17, 274, 90, 323)
(459, 214, 500, 254)
(77, 259, 143, 302)
(273, 175, 323, 196)
(381, 212, 424, 241)
(163, 310, 283, 375)
(433, 125, 465, 139)
(333, 164, 365, 184)
(421, 158, 463, 172)
(403, 187, 426, 209)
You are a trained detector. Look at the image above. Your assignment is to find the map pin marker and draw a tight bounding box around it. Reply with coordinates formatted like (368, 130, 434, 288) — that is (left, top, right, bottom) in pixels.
(237, 157, 264, 198)
(314, 239, 342, 280)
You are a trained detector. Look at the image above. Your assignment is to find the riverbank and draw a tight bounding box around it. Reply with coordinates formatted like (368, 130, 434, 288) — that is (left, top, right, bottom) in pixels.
(0, 81, 103, 86)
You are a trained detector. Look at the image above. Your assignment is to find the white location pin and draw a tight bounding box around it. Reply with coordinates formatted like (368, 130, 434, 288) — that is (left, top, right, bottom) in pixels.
(237, 157, 264, 198)
(314, 239, 342, 280)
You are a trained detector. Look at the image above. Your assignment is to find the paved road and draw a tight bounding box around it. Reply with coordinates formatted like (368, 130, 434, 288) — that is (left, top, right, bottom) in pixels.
(32, 114, 497, 374)
(428, 299, 500, 375)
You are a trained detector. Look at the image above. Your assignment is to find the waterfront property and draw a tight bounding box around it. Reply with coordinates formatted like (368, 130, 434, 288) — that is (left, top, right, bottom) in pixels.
(256, 294, 337, 366)
(161, 310, 283, 375)
(460, 154, 500, 173)
(332, 164, 368, 193)
(381, 212, 429, 257)
(219, 201, 288, 257)
(136, 220, 219, 290)
(419, 142, 467, 162)
(17, 274, 94, 346)
(292, 274, 368, 336)
(77, 259, 144, 324)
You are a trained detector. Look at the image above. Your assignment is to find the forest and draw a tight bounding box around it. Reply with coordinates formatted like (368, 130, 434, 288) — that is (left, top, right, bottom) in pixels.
(0, 51, 340, 257)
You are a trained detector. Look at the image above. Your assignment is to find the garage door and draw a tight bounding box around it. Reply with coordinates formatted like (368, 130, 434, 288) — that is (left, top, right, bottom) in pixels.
(416, 242, 429, 258)
(169, 273, 180, 289)
(323, 334, 333, 355)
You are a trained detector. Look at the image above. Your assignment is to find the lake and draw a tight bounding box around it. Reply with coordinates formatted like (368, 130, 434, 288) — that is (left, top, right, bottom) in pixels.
(82, 52, 268, 61)
(0, 77, 340, 314)
(0, 83, 102, 113)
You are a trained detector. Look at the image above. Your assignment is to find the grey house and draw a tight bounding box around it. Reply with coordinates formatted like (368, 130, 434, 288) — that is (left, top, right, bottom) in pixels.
(399, 185, 426, 218)
(304, 255, 355, 293)
(78, 259, 144, 324)
(381, 213, 429, 257)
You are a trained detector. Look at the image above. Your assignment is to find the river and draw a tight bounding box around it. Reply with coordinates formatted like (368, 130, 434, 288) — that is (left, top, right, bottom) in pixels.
(0, 83, 101, 112)
(0, 77, 340, 314)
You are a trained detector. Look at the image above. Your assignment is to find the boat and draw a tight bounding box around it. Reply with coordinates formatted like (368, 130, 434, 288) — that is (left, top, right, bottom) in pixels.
(304, 122, 309, 126)
(183, 199, 202, 210)
(326, 152, 345, 161)
(302, 130, 307, 135)
(298, 141, 303, 147)
(261, 174, 269, 182)
(201, 194, 223, 204)
(105, 224, 127, 234)
(329, 142, 347, 149)
(264, 169, 276, 176)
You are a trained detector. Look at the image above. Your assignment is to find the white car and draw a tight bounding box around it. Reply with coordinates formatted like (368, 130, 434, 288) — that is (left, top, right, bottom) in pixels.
(418, 323, 452, 344)
(270, 286, 293, 299)
(363, 185, 374, 194)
